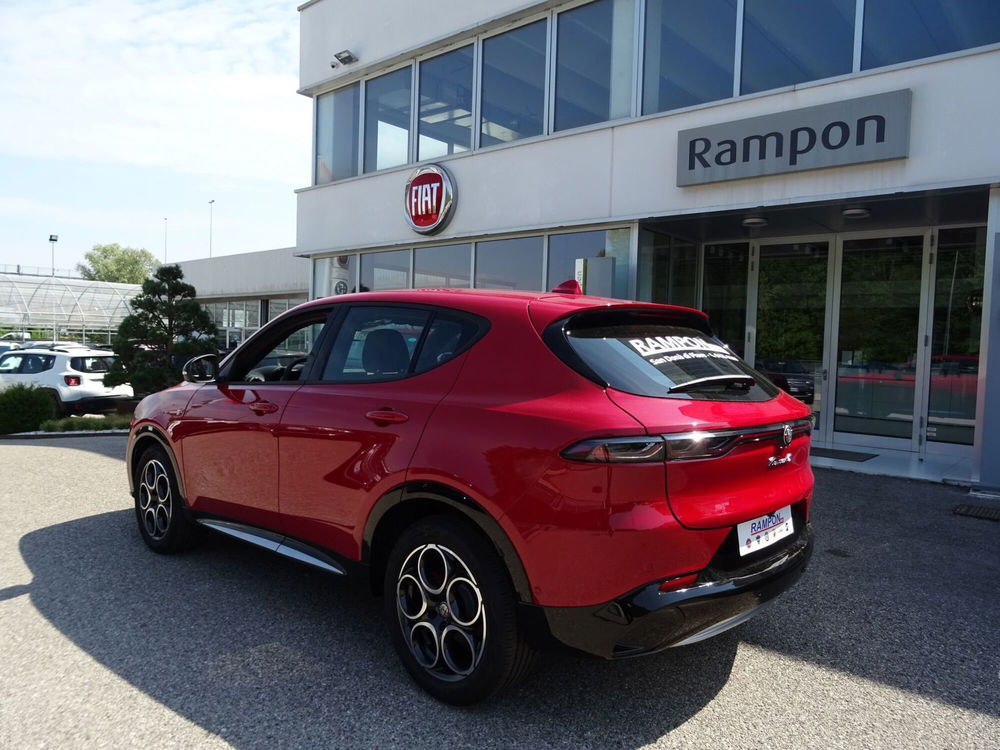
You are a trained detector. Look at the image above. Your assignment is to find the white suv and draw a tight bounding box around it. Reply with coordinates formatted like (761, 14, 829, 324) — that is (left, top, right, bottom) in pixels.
(0, 346, 133, 415)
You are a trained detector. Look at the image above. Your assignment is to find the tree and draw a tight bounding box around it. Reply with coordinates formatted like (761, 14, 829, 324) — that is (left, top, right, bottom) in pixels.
(106, 265, 217, 395)
(76, 243, 160, 284)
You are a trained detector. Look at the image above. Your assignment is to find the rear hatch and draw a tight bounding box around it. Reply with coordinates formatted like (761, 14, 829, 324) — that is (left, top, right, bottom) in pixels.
(543, 306, 813, 530)
(70, 354, 117, 389)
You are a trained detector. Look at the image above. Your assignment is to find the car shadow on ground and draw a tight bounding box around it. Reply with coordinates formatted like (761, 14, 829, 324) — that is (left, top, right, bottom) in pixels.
(10, 509, 737, 749)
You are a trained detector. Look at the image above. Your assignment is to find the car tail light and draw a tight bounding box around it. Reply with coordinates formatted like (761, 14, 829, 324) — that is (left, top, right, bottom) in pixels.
(563, 419, 813, 464)
(64, 375, 81, 386)
(561, 436, 665, 463)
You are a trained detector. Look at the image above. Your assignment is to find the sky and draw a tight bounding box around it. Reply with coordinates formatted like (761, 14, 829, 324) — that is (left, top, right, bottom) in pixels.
(0, 0, 310, 272)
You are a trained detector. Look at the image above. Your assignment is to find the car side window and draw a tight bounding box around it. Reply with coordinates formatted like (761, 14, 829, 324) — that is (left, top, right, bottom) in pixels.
(0, 354, 24, 373)
(230, 311, 331, 383)
(20, 355, 53, 374)
(321, 307, 431, 382)
(414, 315, 480, 372)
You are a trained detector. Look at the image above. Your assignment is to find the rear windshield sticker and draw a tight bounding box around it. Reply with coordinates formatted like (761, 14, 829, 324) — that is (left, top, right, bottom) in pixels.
(627, 336, 738, 367)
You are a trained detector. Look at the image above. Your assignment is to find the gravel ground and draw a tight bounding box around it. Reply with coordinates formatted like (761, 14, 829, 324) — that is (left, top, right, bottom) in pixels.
(0, 435, 997, 749)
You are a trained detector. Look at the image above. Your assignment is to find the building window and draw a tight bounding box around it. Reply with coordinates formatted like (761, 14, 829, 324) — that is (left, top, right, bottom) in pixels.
(418, 46, 474, 160)
(701, 243, 749, 356)
(361, 249, 411, 291)
(474, 236, 543, 290)
(547, 228, 630, 297)
(555, 0, 636, 131)
(414, 243, 471, 288)
(741, 0, 856, 95)
(315, 84, 359, 184)
(637, 230, 699, 308)
(862, 0, 1000, 69)
(480, 19, 548, 147)
(364, 67, 412, 173)
(642, 0, 737, 114)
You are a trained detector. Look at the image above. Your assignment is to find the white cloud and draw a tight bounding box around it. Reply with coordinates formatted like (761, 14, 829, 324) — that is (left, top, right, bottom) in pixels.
(0, 0, 310, 185)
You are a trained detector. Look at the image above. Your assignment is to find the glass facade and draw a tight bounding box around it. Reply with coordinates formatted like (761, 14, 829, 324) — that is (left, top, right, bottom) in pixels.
(927, 227, 986, 445)
(637, 230, 699, 308)
(313, 0, 1000, 182)
(554, 0, 635, 131)
(364, 68, 412, 173)
(643, 0, 737, 114)
(418, 46, 474, 160)
(414, 243, 471, 288)
(741, 0, 856, 95)
(701, 243, 749, 356)
(481, 20, 548, 147)
(361, 250, 411, 291)
(862, 0, 1000, 69)
(315, 84, 359, 184)
(475, 237, 544, 290)
(547, 229, 629, 298)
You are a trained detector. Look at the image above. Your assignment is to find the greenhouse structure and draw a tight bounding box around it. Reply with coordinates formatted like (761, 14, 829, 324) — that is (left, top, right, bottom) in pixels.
(0, 272, 139, 345)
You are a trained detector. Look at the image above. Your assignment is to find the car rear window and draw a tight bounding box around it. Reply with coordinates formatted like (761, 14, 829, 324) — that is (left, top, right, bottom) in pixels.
(70, 356, 116, 373)
(550, 313, 779, 402)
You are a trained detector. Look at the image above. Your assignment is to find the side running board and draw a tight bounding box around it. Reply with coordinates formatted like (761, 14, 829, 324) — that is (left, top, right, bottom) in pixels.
(196, 519, 346, 576)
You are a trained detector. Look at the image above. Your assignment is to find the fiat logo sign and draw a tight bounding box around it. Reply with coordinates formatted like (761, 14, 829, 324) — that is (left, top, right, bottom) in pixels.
(404, 165, 455, 234)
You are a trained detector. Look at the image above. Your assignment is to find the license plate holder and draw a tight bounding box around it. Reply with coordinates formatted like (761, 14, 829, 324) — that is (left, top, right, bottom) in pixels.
(737, 506, 793, 556)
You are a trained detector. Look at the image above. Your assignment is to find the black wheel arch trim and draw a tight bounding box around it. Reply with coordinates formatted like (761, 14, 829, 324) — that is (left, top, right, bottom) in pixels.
(363, 481, 534, 604)
(127, 424, 187, 501)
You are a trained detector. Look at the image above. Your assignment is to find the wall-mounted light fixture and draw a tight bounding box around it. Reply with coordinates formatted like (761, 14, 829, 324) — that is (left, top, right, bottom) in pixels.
(334, 49, 358, 65)
(741, 215, 768, 228)
(842, 206, 871, 219)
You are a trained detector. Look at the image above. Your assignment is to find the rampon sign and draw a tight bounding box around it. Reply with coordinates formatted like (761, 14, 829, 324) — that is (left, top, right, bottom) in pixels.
(676, 89, 911, 186)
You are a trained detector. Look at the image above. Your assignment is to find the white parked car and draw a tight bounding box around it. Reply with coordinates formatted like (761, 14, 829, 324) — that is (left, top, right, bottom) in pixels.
(0, 346, 133, 415)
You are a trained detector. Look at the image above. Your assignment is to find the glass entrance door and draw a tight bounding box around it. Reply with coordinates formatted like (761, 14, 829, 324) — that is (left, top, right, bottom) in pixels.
(751, 240, 830, 434)
(832, 234, 927, 446)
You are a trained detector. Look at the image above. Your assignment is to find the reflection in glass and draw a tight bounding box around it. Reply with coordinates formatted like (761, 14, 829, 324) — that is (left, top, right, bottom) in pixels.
(315, 84, 359, 184)
(329, 255, 358, 295)
(555, 0, 635, 131)
(755, 243, 828, 428)
(418, 47, 474, 161)
(414, 244, 471, 288)
(835, 236, 923, 439)
(637, 230, 699, 308)
(741, 0, 855, 95)
(643, 0, 737, 114)
(361, 250, 411, 291)
(701, 243, 748, 355)
(364, 68, 412, 173)
(475, 236, 543, 290)
(863, 0, 1000, 69)
(927, 228, 986, 445)
(547, 229, 629, 297)
(481, 20, 547, 147)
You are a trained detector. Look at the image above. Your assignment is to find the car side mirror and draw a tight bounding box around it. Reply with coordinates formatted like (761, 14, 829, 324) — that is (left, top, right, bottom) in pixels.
(182, 354, 219, 383)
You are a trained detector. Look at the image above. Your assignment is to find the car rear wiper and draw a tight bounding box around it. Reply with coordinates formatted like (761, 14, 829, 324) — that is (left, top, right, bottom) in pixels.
(667, 374, 756, 393)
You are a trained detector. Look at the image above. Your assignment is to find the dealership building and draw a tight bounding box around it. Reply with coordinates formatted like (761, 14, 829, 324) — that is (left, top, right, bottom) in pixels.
(290, 0, 1000, 487)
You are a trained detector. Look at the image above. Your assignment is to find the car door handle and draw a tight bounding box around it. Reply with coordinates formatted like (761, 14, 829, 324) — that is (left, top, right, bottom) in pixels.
(365, 409, 409, 425)
(249, 400, 279, 415)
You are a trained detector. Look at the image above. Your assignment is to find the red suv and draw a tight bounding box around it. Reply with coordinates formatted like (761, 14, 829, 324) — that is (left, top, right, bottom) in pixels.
(127, 288, 814, 704)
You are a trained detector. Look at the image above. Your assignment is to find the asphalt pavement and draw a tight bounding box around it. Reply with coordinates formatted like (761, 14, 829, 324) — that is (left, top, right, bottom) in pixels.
(0, 435, 997, 749)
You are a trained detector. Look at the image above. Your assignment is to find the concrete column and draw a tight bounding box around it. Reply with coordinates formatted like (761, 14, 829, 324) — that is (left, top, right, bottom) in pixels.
(973, 185, 1000, 491)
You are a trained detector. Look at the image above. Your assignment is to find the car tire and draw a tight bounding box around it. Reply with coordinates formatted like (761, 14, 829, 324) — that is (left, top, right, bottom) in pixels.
(384, 515, 537, 705)
(133, 445, 200, 554)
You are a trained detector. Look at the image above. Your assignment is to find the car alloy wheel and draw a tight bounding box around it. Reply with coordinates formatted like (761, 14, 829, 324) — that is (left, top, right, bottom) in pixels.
(395, 543, 486, 681)
(137, 458, 173, 541)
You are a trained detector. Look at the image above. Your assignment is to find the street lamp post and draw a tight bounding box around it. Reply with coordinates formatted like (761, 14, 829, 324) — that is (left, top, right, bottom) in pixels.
(48, 234, 58, 340)
(209, 199, 215, 258)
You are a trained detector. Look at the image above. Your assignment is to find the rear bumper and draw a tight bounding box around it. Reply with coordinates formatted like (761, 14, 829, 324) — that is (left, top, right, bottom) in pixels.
(540, 525, 813, 658)
(63, 395, 131, 413)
